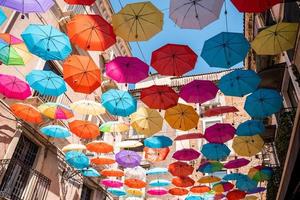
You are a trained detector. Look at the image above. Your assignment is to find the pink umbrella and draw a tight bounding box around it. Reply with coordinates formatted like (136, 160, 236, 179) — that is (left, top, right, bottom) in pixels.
(224, 158, 250, 169)
(172, 148, 200, 161)
(147, 188, 168, 196)
(204, 123, 235, 144)
(101, 179, 123, 188)
(0, 74, 31, 100)
(106, 56, 149, 84)
(179, 80, 218, 104)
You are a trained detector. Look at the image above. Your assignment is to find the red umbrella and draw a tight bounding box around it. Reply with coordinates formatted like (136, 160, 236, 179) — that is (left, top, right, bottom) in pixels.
(151, 43, 198, 76)
(172, 176, 195, 187)
(204, 106, 239, 117)
(169, 188, 189, 196)
(168, 161, 194, 177)
(174, 133, 204, 141)
(204, 123, 236, 144)
(227, 190, 246, 200)
(141, 85, 179, 110)
(172, 148, 200, 161)
(231, 0, 282, 13)
(64, 0, 95, 5)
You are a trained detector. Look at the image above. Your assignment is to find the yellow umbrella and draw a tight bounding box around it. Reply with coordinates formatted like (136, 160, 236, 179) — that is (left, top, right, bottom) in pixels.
(232, 135, 264, 157)
(130, 107, 163, 136)
(251, 22, 299, 55)
(243, 196, 258, 200)
(127, 189, 143, 197)
(198, 176, 221, 184)
(70, 100, 105, 115)
(100, 121, 129, 133)
(62, 144, 87, 152)
(112, 2, 163, 41)
(116, 140, 143, 148)
(164, 103, 199, 131)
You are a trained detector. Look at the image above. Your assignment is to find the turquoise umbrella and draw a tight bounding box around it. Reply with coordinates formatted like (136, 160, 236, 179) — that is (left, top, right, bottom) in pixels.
(80, 168, 100, 177)
(21, 24, 72, 60)
(201, 143, 230, 161)
(26, 70, 66, 96)
(185, 195, 204, 200)
(107, 188, 127, 197)
(149, 179, 171, 187)
(65, 151, 89, 169)
(144, 135, 173, 148)
(236, 177, 258, 191)
(236, 120, 265, 136)
(146, 167, 169, 175)
(101, 89, 137, 117)
(0, 8, 7, 26)
(40, 125, 71, 138)
(223, 173, 249, 181)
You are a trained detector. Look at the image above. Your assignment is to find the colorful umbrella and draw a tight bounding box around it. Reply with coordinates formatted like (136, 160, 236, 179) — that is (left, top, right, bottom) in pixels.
(86, 141, 113, 153)
(165, 103, 199, 131)
(244, 88, 283, 118)
(204, 123, 235, 144)
(244, 196, 258, 200)
(201, 143, 230, 160)
(236, 120, 265, 136)
(174, 133, 204, 141)
(218, 69, 261, 97)
(185, 195, 204, 200)
(149, 179, 171, 187)
(112, 2, 163, 41)
(38, 102, 74, 120)
(204, 106, 239, 117)
(144, 135, 173, 148)
(226, 190, 246, 200)
(101, 169, 124, 177)
(69, 120, 100, 139)
(141, 85, 179, 110)
(100, 121, 129, 133)
(179, 80, 218, 104)
(91, 157, 115, 165)
(248, 166, 273, 182)
(169, 188, 189, 196)
(62, 144, 86, 152)
(102, 89, 137, 117)
(146, 167, 169, 176)
(67, 14, 116, 51)
(10, 103, 42, 124)
(40, 125, 71, 138)
(198, 176, 221, 184)
(0, 8, 7, 25)
(144, 147, 170, 162)
(168, 161, 194, 177)
(116, 140, 143, 149)
(247, 187, 266, 194)
(125, 166, 146, 179)
(231, 0, 282, 12)
(0, 74, 31, 100)
(190, 185, 211, 194)
(147, 188, 168, 196)
(70, 100, 105, 115)
(101, 179, 123, 188)
(172, 148, 200, 161)
(107, 188, 127, 197)
(0, 0, 54, 14)
(115, 150, 142, 168)
(65, 151, 89, 169)
(64, 0, 95, 5)
(236, 177, 258, 191)
(223, 173, 249, 182)
(127, 189, 143, 197)
(169, 0, 224, 29)
(151, 43, 198, 76)
(80, 168, 100, 177)
(172, 176, 195, 187)
(232, 135, 264, 157)
(212, 181, 234, 193)
(125, 179, 147, 189)
(26, 70, 66, 96)
(197, 161, 223, 173)
(224, 158, 250, 169)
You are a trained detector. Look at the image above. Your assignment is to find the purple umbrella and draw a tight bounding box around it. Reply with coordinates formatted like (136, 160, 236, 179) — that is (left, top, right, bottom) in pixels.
(224, 158, 250, 169)
(172, 148, 200, 161)
(106, 56, 149, 84)
(179, 80, 218, 104)
(0, 0, 54, 15)
(204, 123, 235, 144)
(247, 187, 266, 194)
(115, 150, 142, 168)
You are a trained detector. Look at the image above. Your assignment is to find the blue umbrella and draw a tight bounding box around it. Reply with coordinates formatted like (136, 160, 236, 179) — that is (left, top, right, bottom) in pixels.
(236, 120, 265, 136)
(244, 88, 283, 118)
(21, 24, 71, 60)
(201, 143, 230, 161)
(144, 135, 173, 148)
(218, 69, 261, 97)
(247, 187, 266, 194)
(236, 177, 258, 191)
(65, 151, 89, 169)
(223, 173, 249, 181)
(101, 89, 137, 117)
(149, 179, 171, 187)
(40, 125, 71, 138)
(107, 188, 127, 197)
(26, 70, 66, 96)
(185, 195, 204, 200)
(201, 32, 250, 68)
(80, 168, 100, 177)
(0, 8, 7, 26)
(146, 167, 168, 175)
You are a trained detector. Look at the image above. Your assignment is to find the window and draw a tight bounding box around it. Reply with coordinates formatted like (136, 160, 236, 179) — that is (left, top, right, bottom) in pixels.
(66, 5, 86, 14)
(80, 184, 92, 200)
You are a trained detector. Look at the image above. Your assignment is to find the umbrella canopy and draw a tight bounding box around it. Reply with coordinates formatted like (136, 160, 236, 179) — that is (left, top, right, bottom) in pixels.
(172, 148, 200, 161)
(147, 188, 168, 196)
(101, 169, 124, 177)
(22, 24, 71, 60)
(144, 147, 170, 162)
(244, 196, 258, 200)
(174, 133, 204, 141)
(80, 168, 100, 177)
(212, 181, 234, 193)
(165, 103, 199, 131)
(185, 196, 204, 200)
(131, 107, 163, 136)
(168, 161, 194, 177)
(233, 135, 264, 157)
(112, 2, 163, 41)
(197, 161, 223, 173)
(10, 103, 42, 124)
(149, 179, 171, 187)
(179, 80, 218, 104)
(0, 0, 54, 14)
(201, 32, 250, 68)
(190, 185, 211, 194)
(40, 125, 71, 138)
(115, 150, 142, 168)
(146, 167, 169, 176)
(127, 189, 143, 197)
(218, 69, 261, 97)
(64, 0, 95, 5)
(231, 0, 282, 12)
(201, 143, 231, 160)
(38, 102, 73, 120)
(125, 179, 147, 189)
(204, 123, 235, 144)
(0, 74, 31, 100)
(26, 70, 66, 96)
(65, 151, 89, 169)
(223, 173, 249, 181)
(69, 120, 100, 139)
(236, 120, 265, 136)
(116, 140, 143, 149)
(67, 14, 116, 51)
(244, 88, 283, 118)
(0, 9, 6, 25)
(91, 157, 115, 165)
(0, 33, 31, 65)
(198, 176, 221, 184)
(106, 56, 149, 84)
(100, 121, 129, 133)
(224, 158, 250, 169)
(236, 177, 258, 191)
(125, 166, 146, 179)
(151, 43, 198, 76)
(248, 166, 273, 182)
(226, 190, 246, 200)
(172, 176, 195, 187)
(247, 187, 266, 194)
(141, 85, 179, 110)
(101, 179, 123, 188)
(70, 100, 105, 115)
(86, 141, 113, 153)
(62, 144, 86, 152)
(102, 89, 137, 117)
(107, 188, 127, 197)
(144, 135, 173, 148)
(169, 0, 224, 29)
(204, 106, 239, 117)
(169, 188, 189, 196)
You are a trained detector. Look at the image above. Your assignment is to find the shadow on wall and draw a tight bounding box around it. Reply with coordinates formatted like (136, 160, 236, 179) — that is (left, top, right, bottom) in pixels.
(0, 124, 14, 144)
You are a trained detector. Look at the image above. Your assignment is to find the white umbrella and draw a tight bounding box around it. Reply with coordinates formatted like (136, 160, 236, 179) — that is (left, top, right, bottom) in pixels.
(125, 166, 146, 180)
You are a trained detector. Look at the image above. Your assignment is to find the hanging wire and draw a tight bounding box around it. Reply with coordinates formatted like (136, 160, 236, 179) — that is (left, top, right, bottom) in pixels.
(224, 0, 229, 32)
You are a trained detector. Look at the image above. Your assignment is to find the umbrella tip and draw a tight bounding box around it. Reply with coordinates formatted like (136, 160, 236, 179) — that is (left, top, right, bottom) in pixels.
(21, 15, 25, 19)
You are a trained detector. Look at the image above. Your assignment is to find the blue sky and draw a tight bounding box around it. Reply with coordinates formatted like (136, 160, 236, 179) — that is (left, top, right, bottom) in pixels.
(111, 0, 243, 75)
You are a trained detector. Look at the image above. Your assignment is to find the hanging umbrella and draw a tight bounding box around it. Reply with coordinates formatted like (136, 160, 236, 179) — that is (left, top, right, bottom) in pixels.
(247, 187, 266, 194)
(112, 2, 163, 41)
(248, 166, 273, 182)
(197, 161, 223, 173)
(38, 102, 74, 120)
(165, 103, 199, 131)
(67, 14, 116, 51)
(236, 120, 265, 136)
(102, 89, 137, 117)
(141, 85, 179, 110)
(204, 106, 239, 117)
(204, 123, 235, 144)
(0, 0, 54, 15)
(198, 176, 221, 184)
(64, 0, 95, 5)
(144, 147, 170, 162)
(62, 144, 86, 153)
(125, 166, 146, 179)
(172, 176, 195, 187)
(101, 179, 123, 188)
(40, 125, 71, 138)
(169, 0, 224, 29)
(244, 196, 258, 200)
(236, 177, 258, 191)
(0, 8, 6, 25)
(63, 55, 101, 94)
(201, 143, 230, 160)
(244, 88, 283, 118)
(10, 103, 42, 124)
(80, 168, 100, 177)
(168, 161, 194, 177)
(91, 157, 115, 165)
(232, 135, 264, 157)
(146, 167, 169, 176)
(107, 188, 127, 197)
(131, 107, 163, 136)
(151, 43, 198, 76)
(218, 69, 261, 97)
(169, 188, 189, 196)
(175, 133, 204, 141)
(127, 189, 143, 197)
(106, 56, 149, 84)
(0, 74, 31, 100)
(185, 195, 204, 200)
(65, 151, 89, 169)
(70, 100, 105, 115)
(224, 158, 250, 169)
(69, 120, 100, 139)
(172, 148, 200, 161)
(231, 0, 282, 12)
(144, 135, 173, 148)
(201, 32, 250, 68)
(26, 70, 66, 96)
(115, 150, 141, 168)
(86, 141, 113, 153)
(190, 185, 211, 194)
(179, 80, 218, 104)
(227, 190, 246, 200)
(223, 173, 249, 181)
(149, 179, 171, 187)
(212, 182, 234, 193)
(0, 33, 31, 65)
(147, 188, 168, 196)
(101, 169, 124, 177)
(125, 179, 147, 189)
(116, 140, 143, 149)
(100, 121, 129, 133)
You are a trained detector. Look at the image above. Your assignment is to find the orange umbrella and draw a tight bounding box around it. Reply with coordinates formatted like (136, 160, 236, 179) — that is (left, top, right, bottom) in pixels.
(227, 190, 246, 200)
(91, 157, 115, 165)
(198, 176, 221, 184)
(124, 179, 147, 189)
(144, 147, 170, 162)
(86, 141, 114, 153)
(101, 169, 124, 177)
(63, 55, 101, 94)
(190, 185, 211, 194)
(172, 176, 195, 187)
(10, 103, 43, 124)
(69, 120, 99, 139)
(168, 188, 189, 196)
(168, 161, 194, 177)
